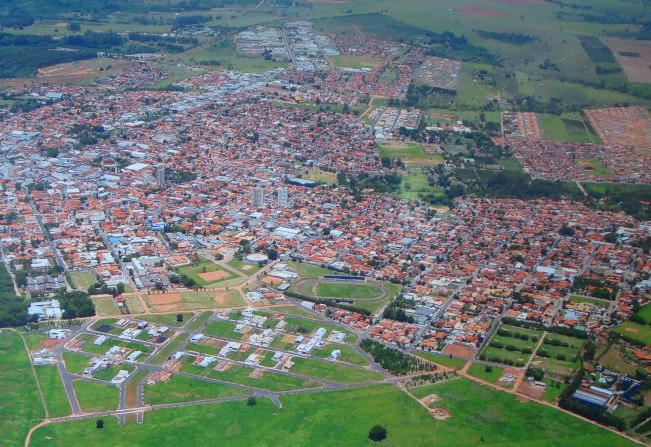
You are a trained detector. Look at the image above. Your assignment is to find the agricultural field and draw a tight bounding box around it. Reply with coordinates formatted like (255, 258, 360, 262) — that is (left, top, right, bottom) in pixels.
(145, 374, 249, 405)
(0, 331, 44, 447)
(531, 334, 586, 378)
(30, 380, 637, 447)
(480, 324, 543, 367)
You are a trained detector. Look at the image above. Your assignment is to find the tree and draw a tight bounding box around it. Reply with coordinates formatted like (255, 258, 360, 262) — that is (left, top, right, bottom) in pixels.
(96, 419, 104, 429)
(176, 313, 184, 323)
(368, 425, 387, 442)
(247, 397, 257, 406)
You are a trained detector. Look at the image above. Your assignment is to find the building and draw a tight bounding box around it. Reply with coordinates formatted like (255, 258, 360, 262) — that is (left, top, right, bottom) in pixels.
(251, 186, 265, 207)
(155, 165, 166, 188)
(277, 187, 289, 207)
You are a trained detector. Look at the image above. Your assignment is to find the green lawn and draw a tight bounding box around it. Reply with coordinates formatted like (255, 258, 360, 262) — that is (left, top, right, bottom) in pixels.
(413, 351, 467, 370)
(0, 331, 45, 447)
(72, 380, 119, 412)
(145, 375, 249, 405)
(614, 322, 651, 347)
(542, 377, 567, 403)
(467, 362, 504, 383)
(290, 357, 383, 384)
(30, 380, 637, 447)
(315, 282, 383, 299)
(68, 271, 98, 291)
(140, 313, 193, 328)
(35, 366, 71, 417)
(22, 332, 48, 350)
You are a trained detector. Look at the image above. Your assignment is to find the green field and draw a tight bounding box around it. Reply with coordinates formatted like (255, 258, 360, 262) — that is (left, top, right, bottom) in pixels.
(62, 351, 91, 375)
(569, 294, 610, 308)
(378, 143, 443, 167)
(30, 380, 636, 447)
(311, 344, 369, 366)
(467, 362, 505, 383)
(91, 296, 121, 317)
(68, 271, 98, 291)
(614, 322, 651, 346)
(542, 377, 568, 403)
(413, 351, 467, 370)
(72, 380, 119, 412)
(182, 361, 320, 392)
(577, 158, 612, 177)
(226, 258, 262, 275)
(77, 333, 153, 356)
(93, 364, 135, 382)
(632, 304, 651, 324)
(186, 311, 213, 332)
(35, 366, 72, 418)
(175, 259, 239, 287)
(286, 262, 341, 278)
(539, 113, 599, 143)
(203, 320, 244, 340)
(328, 55, 383, 69)
(304, 169, 338, 185)
(140, 313, 193, 328)
(0, 331, 44, 447)
(290, 357, 383, 384)
(315, 282, 384, 299)
(145, 374, 249, 405)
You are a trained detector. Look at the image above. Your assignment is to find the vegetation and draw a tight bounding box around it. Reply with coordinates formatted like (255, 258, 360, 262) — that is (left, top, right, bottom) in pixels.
(360, 339, 436, 375)
(145, 375, 249, 405)
(0, 264, 27, 327)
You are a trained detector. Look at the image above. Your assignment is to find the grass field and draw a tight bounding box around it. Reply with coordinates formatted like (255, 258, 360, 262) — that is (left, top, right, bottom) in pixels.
(226, 258, 262, 275)
(413, 351, 467, 370)
(183, 361, 320, 392)
(569, 294, 610, 308)
(62, 351, 91, 375)
(91, 296, 121, 317)
(175, 259, 239, 287)
(203, 320, 244, 340)
(35, 366, 71, 418)
(30, 380, 636, 447)
(328, 55, 383, 69)
(139, 313, 193, 327)
(266, 305, 324, 320)
(467, 362, 504, 383)
(614, 322, 651, 346)
(23, 332, 48, 350)
(311, 344, 369, 366)
(68, 271, 98, 291)
(577, 158, 612, 177)
(539, 113, 599, 143)
(304, 168, 338, 185)
(290, 357, 383, 384)
(595, 344, 638, 375)
(145, 374, 249, 405)
(633, 304, 651, 325)
(378, 143, 443, 167)
(286, 262, 341, 278)
(0, 331, 44, 447)
(542, 377, 568, 403)
(186, 311, 213, 332)
(315, 282, 384, 299)
(72, 380, 119, 412)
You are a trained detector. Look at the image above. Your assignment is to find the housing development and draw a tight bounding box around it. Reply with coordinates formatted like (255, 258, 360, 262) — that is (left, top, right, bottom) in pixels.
(0, 1, 650, 446)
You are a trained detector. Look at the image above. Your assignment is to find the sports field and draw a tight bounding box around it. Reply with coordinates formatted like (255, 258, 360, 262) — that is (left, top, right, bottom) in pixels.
(614, 322, 651, 346)
(29, 380, 636, 447)
(175, 259, 239, 287)
(315, 282, 383, 299)
(145, 289, 245, 312)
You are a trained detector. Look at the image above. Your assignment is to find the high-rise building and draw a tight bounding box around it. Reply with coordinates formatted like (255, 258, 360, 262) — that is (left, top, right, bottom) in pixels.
(252, 186, 265, 207)
(277, 187, 289, 207)
(155, 165, 165, 189)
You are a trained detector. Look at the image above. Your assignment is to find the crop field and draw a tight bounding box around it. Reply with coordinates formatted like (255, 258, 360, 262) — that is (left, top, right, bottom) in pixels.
(0, 331, 44, 447)
(480, 324, 543, 366)
(145, 375, 249, 405)
(30, 380, 637, 447)
(531, 334, 585, 377)
(72, 380, 119, 412)
(35, 365, 72, 418)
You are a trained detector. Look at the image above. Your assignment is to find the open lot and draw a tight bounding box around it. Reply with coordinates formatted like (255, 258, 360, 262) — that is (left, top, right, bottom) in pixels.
(328, 55, 383, 69)
(290, 357, 383, 384)
(35, 366, 72, 418)
(30, 380, 637, 447)
(0, 331, 44, 447)
(91, 296, 121, 317)
(72, 380, 119, 413)
(145, 374, 249, 405)
(145, 289, 245, 312)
